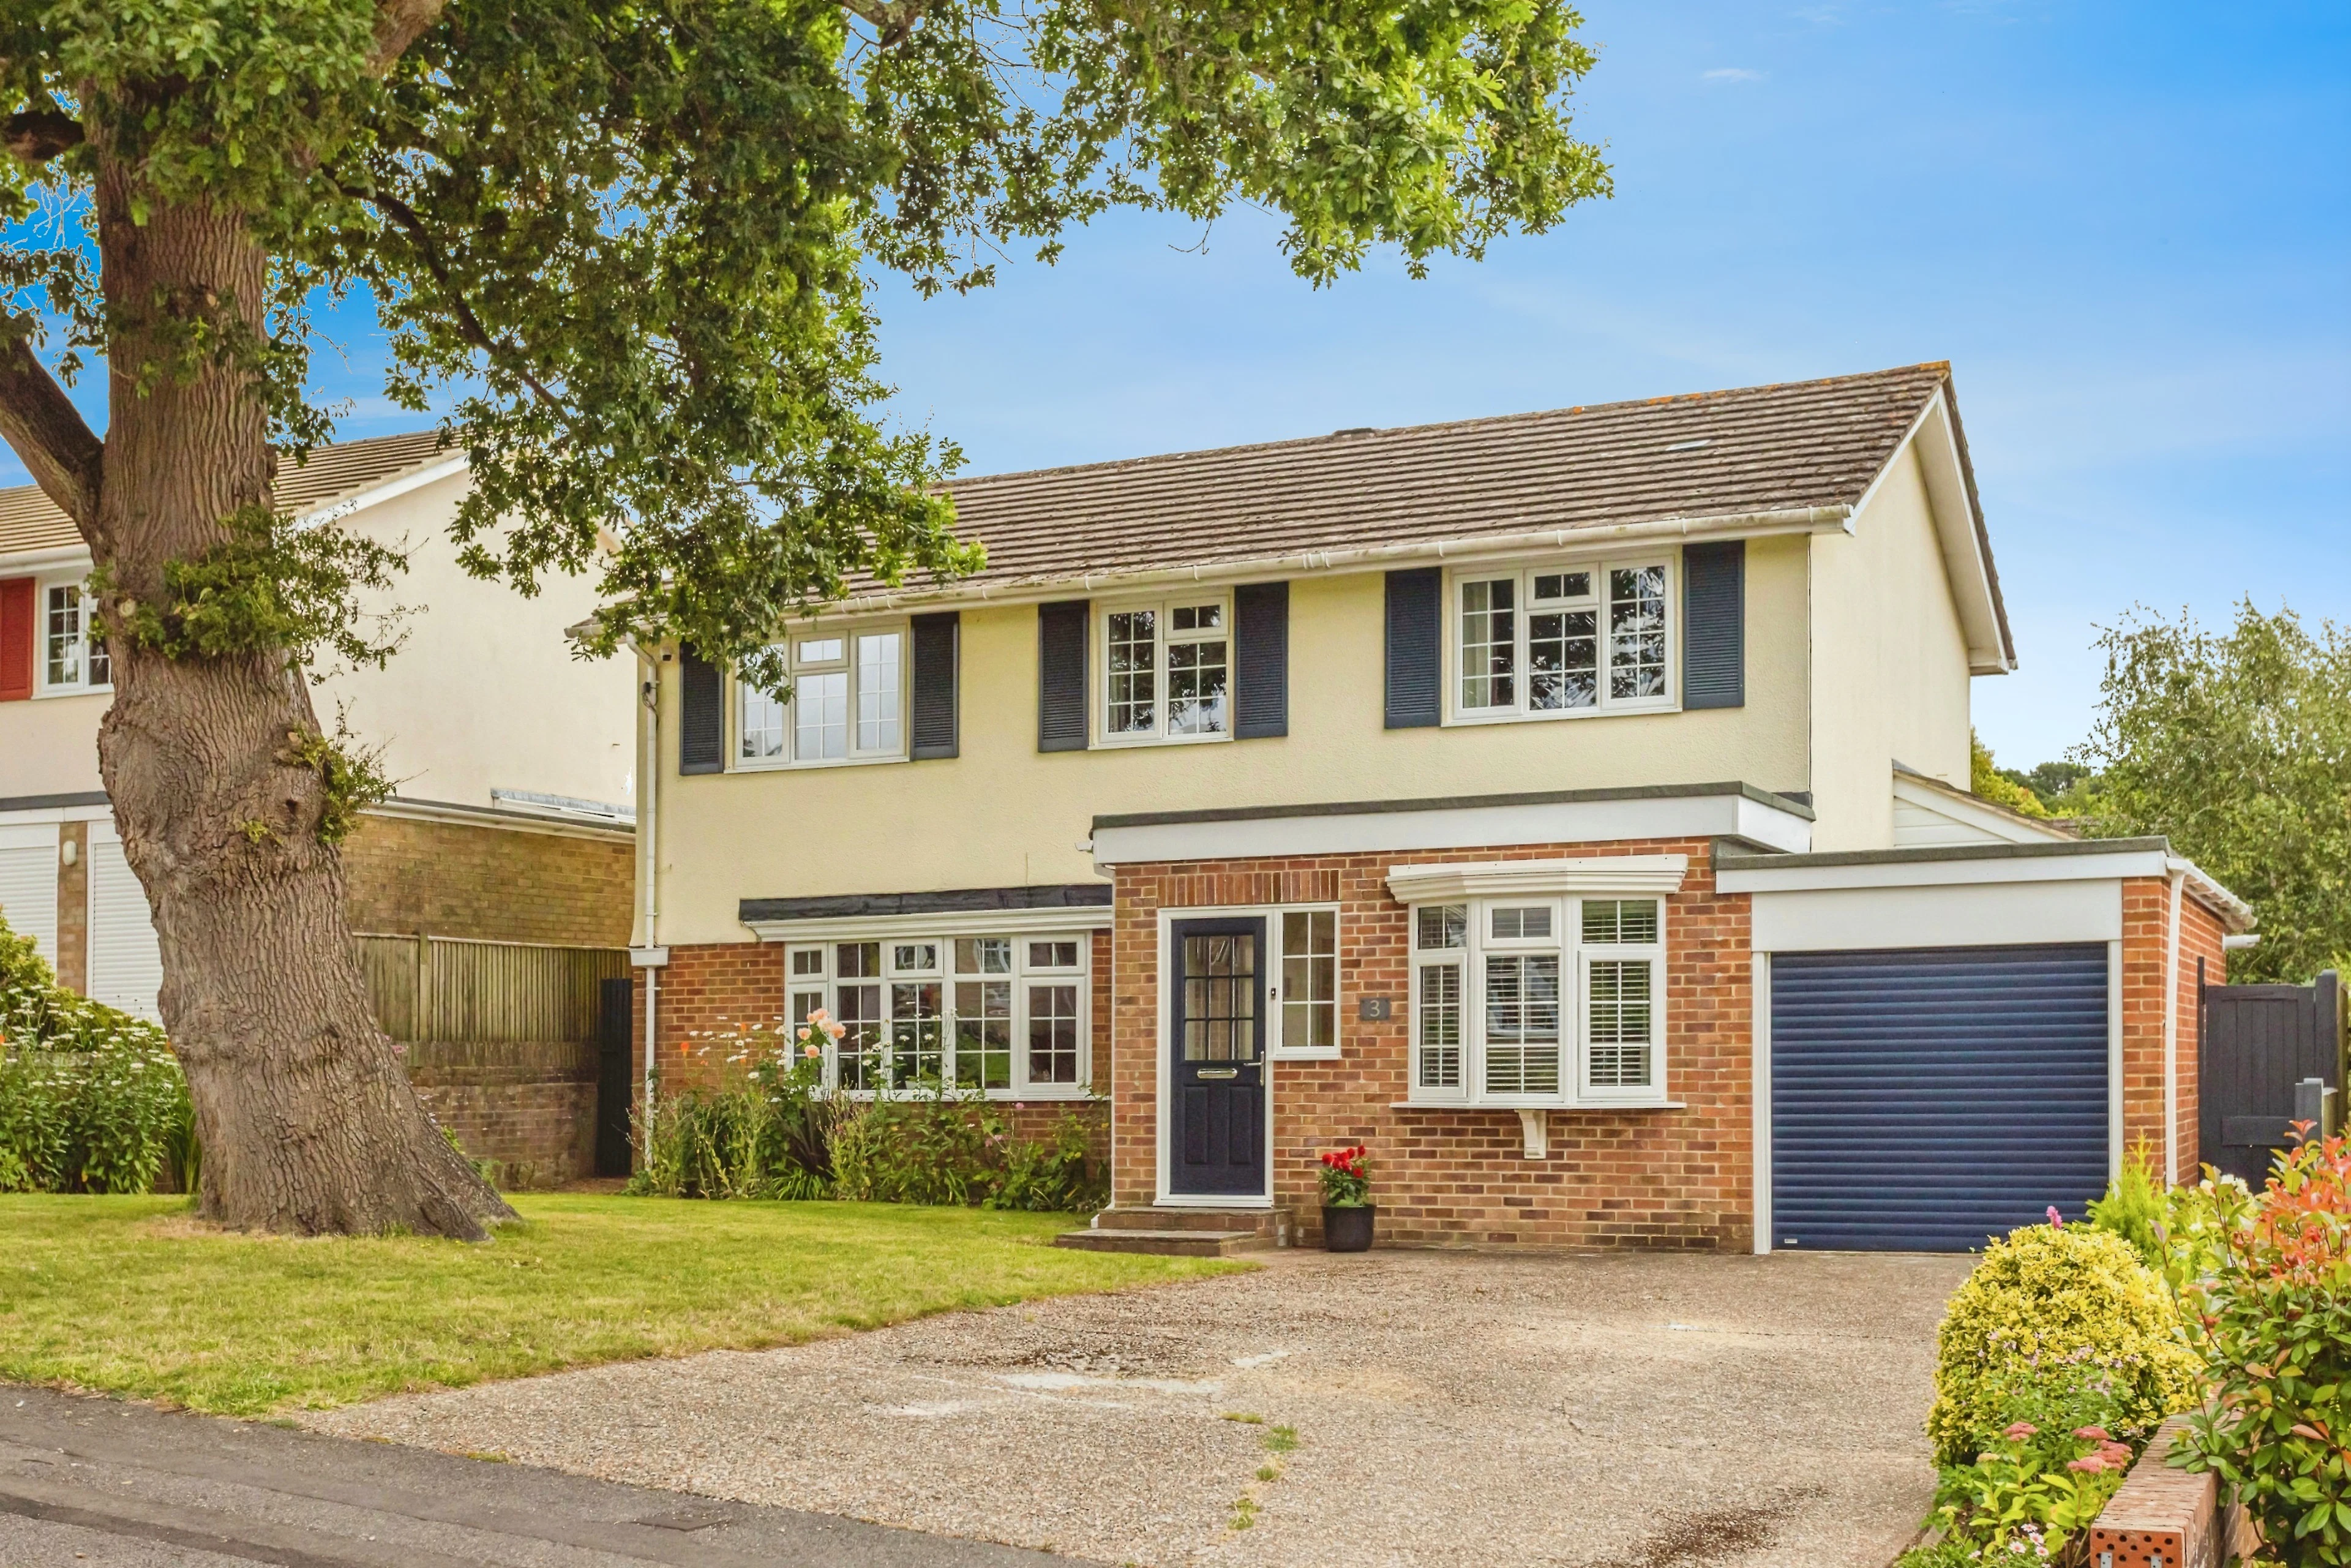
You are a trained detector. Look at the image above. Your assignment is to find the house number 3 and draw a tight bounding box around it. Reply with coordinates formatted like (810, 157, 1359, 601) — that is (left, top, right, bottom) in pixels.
(1357, 997, 1393, 1021)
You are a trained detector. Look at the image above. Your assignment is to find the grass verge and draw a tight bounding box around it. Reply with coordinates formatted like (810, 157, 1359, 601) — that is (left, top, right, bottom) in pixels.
(0, 1193, 1241, 1416)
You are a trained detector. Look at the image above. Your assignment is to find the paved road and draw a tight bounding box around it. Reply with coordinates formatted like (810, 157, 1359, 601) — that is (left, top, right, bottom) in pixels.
(0, 1386, 1068, 1567)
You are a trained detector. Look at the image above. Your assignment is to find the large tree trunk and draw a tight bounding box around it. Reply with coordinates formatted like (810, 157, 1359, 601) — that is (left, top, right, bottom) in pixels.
(88, 151, 511, 1239)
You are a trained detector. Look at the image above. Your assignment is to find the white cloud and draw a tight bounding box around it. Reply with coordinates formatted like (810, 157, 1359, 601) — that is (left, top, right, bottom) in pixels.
(1703, 67, 1764, 83)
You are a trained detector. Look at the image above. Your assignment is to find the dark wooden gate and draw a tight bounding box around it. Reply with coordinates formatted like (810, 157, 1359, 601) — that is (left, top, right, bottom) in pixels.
(595, 977, 637, 1179)
(2200, 966, 2345, 1187)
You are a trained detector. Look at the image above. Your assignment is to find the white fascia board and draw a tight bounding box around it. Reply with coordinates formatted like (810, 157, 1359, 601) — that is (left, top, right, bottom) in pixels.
(748, 904, 1112, 944)
(1386, 854, 1689, 904)
(1891, 772, 2070, 844)
(1751, 879, 2123, 952)
(0, 544, 92, 575)
(2167, 854, 2257, 934)
(827, 505, 1854, 618)
(1093, 792, 1812, 869)
(294, 456, 470, 528)
(1719, 847, 2172, 895)
(0, 801, 113, 827)
(1851, 392, 2011, 675)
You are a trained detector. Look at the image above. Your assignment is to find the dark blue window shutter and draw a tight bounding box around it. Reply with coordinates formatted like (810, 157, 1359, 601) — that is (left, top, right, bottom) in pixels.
(1384, 568, 1442, 729)
(1682, 541, 1745, 709)
(1037, 599, 1089, 752)
(910, 611, 960, 759)
(1233, 581, 1289, 739)
(678, 645, 725, 774)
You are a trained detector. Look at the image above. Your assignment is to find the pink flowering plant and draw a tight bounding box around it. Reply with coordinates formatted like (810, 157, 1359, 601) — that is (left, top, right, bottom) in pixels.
(1926, 1415, 2138, 1564)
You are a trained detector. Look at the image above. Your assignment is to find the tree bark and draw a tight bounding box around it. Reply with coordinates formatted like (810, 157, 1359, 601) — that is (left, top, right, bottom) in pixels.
(88, 144, 511, 1239)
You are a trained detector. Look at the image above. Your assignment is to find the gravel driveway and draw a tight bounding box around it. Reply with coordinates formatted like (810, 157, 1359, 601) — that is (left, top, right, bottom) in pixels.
(309, 1247, 1971, 1567)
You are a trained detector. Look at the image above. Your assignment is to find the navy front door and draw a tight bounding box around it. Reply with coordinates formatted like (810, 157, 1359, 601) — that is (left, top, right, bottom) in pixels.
(1169, 917, 1268, 1196)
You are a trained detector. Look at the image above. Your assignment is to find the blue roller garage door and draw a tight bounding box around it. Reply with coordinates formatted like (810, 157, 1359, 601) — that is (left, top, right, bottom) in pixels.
(1770, 944, 2109, 1252)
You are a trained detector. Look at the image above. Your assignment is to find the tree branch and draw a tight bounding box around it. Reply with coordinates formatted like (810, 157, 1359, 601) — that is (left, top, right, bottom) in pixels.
(368, 0, 448, 76)
(4, 110, 82, 165)
(0, 330, 102, 525)
(841, 0, 934, 48)
(361, 187, 569, 419)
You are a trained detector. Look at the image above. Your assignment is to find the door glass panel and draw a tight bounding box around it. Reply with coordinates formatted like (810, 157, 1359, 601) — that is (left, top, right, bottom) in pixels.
(1181, 932, 1258, 1062)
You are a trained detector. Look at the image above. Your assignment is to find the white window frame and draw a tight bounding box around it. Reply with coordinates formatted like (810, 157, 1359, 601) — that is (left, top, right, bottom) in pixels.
(1445, 557, 1676, 725)
(730, 620, 909, 770)
(782, 929, 1093, 1099)
(34, 574, 110, 697)
(1095, 593, 1234, 748)
(1267, 902, 1343, 1059)
(1406, 893, 1670, 1108)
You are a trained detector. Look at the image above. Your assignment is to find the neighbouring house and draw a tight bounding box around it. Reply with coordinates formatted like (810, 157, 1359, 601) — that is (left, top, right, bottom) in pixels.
(629, 364, 2254, 1252)
(0, 432, 639, 1185)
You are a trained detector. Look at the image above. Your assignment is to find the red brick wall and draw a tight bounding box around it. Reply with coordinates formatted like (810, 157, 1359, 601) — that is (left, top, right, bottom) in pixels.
(2177, 890, 2230, 1180)
(2120, 875, 2233, 1184)
(1111, 838, 1753, 1251)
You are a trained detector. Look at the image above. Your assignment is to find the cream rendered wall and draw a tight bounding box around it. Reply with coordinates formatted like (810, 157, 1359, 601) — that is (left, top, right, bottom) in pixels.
(332, 471, 635, 809)
(0, 470, 633, 814)
(651, 535, 1813, 946)
(1805, 444, 1974, 852)
(0, 688, 108, 797)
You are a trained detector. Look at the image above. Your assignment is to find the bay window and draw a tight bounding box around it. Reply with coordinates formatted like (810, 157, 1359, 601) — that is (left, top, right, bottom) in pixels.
(1101, 596, 1230, 743)
(1409, 895, 1667, 1106)
(735, 625, 904, 768)
(787, 929, 1092, 1097)
(1452, 560, 1673, 721)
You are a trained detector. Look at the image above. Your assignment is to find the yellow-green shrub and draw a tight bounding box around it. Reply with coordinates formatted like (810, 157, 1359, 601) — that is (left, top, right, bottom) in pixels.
(1925, 1223, 2202, 1465)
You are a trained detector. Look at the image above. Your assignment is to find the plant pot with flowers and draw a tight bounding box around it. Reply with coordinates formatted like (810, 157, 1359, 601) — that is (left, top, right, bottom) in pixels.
(1317, 1144, 1374, 1251)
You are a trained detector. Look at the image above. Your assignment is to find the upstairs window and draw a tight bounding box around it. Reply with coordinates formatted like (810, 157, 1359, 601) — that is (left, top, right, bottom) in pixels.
(1101, 596, 1230, 743)
(39, 581, 109, 694)
(735, 625, 904, 768)
(1453, 561, 1673, 721)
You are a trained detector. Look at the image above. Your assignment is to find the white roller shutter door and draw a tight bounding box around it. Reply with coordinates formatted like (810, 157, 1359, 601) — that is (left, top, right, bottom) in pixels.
(0, 824, 60, 966)
(86, 827, 163, 1021)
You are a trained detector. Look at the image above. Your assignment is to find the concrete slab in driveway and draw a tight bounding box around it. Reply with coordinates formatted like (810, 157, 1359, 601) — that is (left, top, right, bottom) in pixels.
(311, 1248, 1973, 1567)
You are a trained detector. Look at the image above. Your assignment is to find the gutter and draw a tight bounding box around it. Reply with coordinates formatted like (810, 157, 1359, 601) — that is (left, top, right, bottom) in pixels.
(827, 503, 1856, 615)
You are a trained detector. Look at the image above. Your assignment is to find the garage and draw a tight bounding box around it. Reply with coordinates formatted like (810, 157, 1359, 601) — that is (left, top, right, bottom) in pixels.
(1768, 943, 2110, 1252)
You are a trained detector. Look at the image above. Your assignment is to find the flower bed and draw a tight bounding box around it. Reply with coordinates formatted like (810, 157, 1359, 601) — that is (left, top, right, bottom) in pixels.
(1901, 1130, 2350, 1567)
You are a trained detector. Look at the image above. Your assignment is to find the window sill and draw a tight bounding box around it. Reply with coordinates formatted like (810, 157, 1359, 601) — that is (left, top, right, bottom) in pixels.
(1270, 1049, 1343, 1062)
(1092, 730, 1234, 751)
(1445, 702, 1678, 728)
(32, 686, 110, 700)
(729, 752, 908, 774)
(1390, 1100, 1685, 1111)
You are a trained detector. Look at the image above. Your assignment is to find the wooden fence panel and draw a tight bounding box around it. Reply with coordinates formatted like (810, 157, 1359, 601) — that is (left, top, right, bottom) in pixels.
(355, 934, 628, 1045)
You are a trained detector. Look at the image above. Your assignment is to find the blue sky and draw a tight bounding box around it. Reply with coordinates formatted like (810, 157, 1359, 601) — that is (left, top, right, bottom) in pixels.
(15, 2, 2346, 767)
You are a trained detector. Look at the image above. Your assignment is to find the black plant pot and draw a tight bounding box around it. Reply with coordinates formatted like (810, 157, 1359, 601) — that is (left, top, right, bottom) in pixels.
(1322, 1204, 1376, 1253)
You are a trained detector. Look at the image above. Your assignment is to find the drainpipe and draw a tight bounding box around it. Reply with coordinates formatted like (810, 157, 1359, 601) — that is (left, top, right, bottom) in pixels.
(2162, 867, 2185, 1184)
(634, 647, 662, 1135)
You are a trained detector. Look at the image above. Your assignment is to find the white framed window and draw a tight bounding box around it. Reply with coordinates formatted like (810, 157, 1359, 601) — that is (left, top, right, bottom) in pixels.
(1450, 559, 1673, 722)
(784, 930, 1092, 1097)
(1408, 895, 1668, 1107)
(1099, 595, 1231, 744)
(1272, 907, 1340, 1056)
(37, 578, 110, 696)
(733, 624, 905, 769)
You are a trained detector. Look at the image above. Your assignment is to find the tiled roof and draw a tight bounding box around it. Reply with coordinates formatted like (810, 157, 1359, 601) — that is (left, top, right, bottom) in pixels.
(0, 429, 457, 560)
(926, 362, 1965, 593)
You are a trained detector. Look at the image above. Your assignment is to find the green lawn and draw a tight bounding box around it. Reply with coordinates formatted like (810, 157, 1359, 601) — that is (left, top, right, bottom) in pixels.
(0, 1195, 1239, 1416)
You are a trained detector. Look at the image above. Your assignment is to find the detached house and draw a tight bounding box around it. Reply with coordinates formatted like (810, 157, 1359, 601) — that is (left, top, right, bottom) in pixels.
(0, 433, 639, 1184)
(632, 364, 2250, 1253)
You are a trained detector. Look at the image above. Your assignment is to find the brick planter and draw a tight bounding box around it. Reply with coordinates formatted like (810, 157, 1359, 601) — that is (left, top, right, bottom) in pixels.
(2086, 1416, 2259, 1568)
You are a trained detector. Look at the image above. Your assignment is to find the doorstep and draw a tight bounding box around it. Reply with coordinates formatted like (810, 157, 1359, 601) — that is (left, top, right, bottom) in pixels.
(1052, 1204, 1278, 1258)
